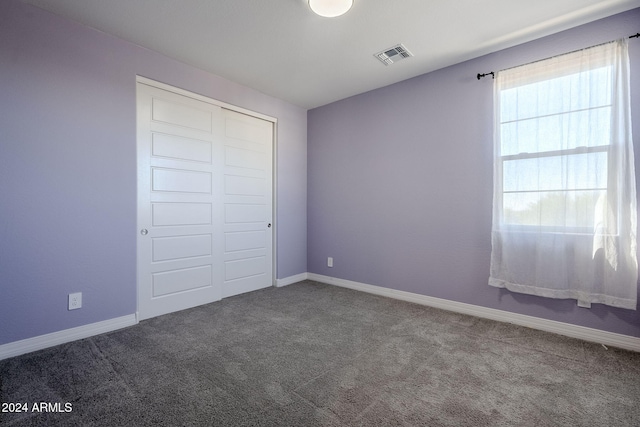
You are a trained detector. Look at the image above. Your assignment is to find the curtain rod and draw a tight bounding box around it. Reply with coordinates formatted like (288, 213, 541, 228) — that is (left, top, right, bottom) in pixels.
(477, 32, 640, 80)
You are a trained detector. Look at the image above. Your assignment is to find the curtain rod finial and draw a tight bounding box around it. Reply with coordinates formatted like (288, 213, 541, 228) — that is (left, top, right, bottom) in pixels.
(477, 72, 495, 80)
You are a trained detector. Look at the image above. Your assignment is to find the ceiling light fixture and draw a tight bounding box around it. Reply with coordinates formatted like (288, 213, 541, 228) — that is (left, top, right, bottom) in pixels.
(308, 0, 353, 17)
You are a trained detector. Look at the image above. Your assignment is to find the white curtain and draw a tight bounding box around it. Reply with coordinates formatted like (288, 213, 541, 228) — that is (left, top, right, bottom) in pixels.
(489, 39, 638, 310)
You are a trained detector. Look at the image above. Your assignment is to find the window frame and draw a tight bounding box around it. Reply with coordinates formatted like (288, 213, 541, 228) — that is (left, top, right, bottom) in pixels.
(495, 67, 618, 236)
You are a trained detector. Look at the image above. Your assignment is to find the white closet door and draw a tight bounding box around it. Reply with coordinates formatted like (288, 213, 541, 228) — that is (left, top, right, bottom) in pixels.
(137, 83, 224, 321)
(137, 81, 275, 320)
(222, 109, 273, 297)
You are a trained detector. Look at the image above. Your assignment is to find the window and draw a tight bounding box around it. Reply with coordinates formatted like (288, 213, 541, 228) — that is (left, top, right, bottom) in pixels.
(498, 51, 613, 232)
(489, 39, 637, 309)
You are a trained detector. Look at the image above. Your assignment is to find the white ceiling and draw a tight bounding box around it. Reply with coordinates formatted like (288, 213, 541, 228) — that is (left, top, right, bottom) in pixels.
(22, 0, 640, 109)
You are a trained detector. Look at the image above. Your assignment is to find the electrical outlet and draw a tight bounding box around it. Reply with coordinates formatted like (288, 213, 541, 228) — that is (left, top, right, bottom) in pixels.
(328, 257, 333, 267)
(68, 292, 82, 310)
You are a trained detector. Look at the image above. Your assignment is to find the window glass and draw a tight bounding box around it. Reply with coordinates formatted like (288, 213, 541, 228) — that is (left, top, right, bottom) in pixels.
(498, 66, 613, 230)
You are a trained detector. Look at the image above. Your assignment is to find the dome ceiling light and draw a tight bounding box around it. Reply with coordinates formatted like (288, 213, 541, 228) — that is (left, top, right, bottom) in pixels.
(308, 0, 353, 18)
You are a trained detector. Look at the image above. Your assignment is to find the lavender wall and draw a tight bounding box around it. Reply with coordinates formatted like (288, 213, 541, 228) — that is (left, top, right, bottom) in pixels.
(308, 8, 640, 337)
(0, 0, 307, 345)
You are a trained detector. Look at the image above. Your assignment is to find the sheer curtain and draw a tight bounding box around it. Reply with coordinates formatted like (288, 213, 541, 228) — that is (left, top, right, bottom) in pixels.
(489, 39, 637, 310)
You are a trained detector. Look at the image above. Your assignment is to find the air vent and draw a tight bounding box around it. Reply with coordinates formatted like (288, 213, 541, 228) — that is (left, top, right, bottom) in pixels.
(374, 44, 414, 66)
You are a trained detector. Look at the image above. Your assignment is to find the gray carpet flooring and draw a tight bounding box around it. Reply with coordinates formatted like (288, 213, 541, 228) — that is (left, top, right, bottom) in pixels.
(1, 280, 639, 426)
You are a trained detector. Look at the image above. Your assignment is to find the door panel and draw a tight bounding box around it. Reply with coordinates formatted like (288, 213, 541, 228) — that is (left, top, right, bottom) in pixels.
(151, 97, 213, 131)
(225, 257, 266, 281)
(151, 167, 212, 193)
(152, 234, 212, 262)
(225, 204, 266, 223)
(152, 265, 213, 297)
(151, 133, 212, 163)
(225, 147, 267, 170)
(225, 175, 265, 196)
(225, 230, 266, 252)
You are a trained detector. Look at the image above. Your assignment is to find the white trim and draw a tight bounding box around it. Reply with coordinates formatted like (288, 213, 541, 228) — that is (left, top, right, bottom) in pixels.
(271, 121, 278, 288)
(276, 273, 309, 288)
(0, 315, 137, 361)
(136, 76, 277, 123)
(307, 273, 640, 352)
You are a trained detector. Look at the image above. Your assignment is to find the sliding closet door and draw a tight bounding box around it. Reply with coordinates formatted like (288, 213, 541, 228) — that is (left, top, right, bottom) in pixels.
(137, 81, 274, 320)
(137, 83, 224, 320)
(222, 109, 273, 297)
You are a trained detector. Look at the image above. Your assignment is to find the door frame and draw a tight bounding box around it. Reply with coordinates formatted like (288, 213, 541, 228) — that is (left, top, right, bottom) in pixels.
(135, 75, 278, 319)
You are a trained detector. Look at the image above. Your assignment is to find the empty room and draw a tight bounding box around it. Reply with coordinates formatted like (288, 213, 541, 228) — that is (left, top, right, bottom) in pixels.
(1, 0, 640, 425)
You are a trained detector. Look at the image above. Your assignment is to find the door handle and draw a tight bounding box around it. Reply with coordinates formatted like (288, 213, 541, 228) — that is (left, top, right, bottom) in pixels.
(140, 229, 148, 235)
(267, 223, 271, 228)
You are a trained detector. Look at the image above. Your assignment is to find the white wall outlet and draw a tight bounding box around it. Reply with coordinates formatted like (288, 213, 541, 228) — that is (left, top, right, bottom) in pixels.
(68, 292, 82, 310)
(327, 257, 333, 267)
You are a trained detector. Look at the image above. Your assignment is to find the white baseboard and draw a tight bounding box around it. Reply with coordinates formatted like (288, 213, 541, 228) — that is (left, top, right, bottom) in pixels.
(276, 272, 309, 287)
(307, 273, 640, 353)
(4, 276, 638, 359)
(0, 314, 138, 361)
